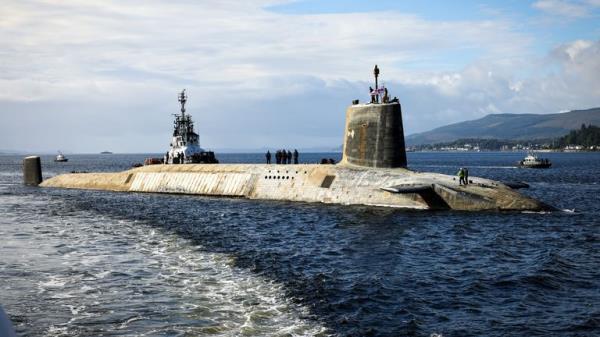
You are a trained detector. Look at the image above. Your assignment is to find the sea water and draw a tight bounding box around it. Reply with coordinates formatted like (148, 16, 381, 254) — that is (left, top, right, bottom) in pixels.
(1, 152, 599, 336)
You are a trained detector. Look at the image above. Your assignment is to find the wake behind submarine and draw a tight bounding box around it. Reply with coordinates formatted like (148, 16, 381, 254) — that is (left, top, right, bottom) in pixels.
(39, 66, 551, 211)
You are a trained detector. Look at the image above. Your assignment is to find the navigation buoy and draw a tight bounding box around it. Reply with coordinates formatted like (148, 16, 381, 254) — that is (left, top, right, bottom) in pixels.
(23, 156, 42, 186)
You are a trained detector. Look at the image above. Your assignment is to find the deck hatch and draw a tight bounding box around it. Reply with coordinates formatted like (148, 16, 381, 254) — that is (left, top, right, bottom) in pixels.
(321, 175, 336, 188)
(124, 173, 133, 184)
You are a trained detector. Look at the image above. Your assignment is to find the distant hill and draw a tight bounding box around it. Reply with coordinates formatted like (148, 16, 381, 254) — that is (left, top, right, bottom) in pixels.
(405, 108, 600, 146)
(0, 149, 24, 155)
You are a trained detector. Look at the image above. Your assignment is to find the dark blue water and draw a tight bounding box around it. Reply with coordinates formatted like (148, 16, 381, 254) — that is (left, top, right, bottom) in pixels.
(1, 152, 599, 336)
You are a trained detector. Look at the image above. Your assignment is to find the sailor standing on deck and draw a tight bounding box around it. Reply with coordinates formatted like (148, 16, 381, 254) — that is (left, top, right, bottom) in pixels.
(457, 168, 466, 186)
(287, 150, 292, 164)
(266, 150, 271, 164)
(293, 149, 299, 164)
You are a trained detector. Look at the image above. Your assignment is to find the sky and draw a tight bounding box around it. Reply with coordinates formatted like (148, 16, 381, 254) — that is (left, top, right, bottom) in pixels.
(1, 0, 599, 153)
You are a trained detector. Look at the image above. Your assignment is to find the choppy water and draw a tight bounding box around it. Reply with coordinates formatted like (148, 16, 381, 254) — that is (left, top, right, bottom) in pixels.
(1, 152, 599, 337)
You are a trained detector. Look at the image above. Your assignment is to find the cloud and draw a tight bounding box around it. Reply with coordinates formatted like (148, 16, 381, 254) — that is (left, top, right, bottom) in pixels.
(0, 1, 598, 152)
(586, 0, 600, 7)
(532, 0, 599, 18)
(399, 39, 600, 129)
(0, 0, 531, 92)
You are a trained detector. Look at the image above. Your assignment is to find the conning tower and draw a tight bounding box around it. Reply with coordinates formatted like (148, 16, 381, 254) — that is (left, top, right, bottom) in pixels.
(341, 65, 407, 168)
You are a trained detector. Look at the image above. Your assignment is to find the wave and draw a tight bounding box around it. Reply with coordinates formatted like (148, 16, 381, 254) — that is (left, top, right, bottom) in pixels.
(1, 195, 329, 337)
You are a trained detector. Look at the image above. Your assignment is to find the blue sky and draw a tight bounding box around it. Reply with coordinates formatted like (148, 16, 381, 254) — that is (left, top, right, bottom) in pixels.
(0, 0, 599, 152)
(268, 0, 600, 68)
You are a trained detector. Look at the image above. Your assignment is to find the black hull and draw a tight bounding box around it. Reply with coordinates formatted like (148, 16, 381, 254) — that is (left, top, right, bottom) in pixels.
(518, 162, 551, 169)
(190, 151, 219, 164)
(170, 151, 219, 164)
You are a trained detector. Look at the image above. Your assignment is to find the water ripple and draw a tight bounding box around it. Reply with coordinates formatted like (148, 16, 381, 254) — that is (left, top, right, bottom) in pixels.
(1, 153, 599, 336)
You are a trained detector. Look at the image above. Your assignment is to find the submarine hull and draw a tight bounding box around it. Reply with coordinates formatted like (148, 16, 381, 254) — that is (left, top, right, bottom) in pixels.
(38, 82, 551, 212)
(40, 163, 549, 211)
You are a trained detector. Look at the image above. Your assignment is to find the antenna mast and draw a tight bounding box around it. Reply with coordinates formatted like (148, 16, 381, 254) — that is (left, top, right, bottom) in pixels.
(178, 89, 187, 118)
(373, 65, 380, 103)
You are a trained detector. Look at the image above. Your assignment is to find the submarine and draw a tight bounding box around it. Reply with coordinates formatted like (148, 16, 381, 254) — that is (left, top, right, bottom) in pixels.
(39, 66, 550, 211)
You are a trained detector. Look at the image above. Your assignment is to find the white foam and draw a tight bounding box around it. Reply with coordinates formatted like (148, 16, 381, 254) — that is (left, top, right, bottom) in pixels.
(1, 192, 329, 336)
(65, 305, 85, 315)
(521, 210, 552, 214)
(46, 325, 69, 336)
(38, 277, 66, 290)
(125, 229, 328, 336)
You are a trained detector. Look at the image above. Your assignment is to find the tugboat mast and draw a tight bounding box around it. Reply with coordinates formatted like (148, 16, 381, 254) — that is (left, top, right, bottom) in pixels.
(179, 89, 187, 118)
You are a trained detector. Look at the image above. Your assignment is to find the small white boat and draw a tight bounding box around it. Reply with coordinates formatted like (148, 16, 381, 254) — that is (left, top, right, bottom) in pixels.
(518, 152, 551, 168)
(54, 152, 68, 162)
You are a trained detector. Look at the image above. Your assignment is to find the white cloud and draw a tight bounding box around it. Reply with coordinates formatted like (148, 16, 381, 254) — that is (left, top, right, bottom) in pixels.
(585, 0, 600, 7)
(0, 0, 531, 93)
(558, 39, 593, 59)
(0, 1, 598, 152)
(401, 39, 600, 129)
(532, 0, 598, 17)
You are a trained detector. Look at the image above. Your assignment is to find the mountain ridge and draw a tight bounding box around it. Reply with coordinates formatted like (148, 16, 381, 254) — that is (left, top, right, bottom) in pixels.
(405, 107, 600, 145)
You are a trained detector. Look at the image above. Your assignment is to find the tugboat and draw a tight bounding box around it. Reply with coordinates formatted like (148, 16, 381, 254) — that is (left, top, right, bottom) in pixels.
(165, 90, 218, 164)
(518, 152, 551, 168)
(54, 151, 68, 162)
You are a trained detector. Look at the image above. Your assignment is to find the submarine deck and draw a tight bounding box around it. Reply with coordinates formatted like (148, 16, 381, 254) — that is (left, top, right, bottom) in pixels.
(40, 163, 547, 211)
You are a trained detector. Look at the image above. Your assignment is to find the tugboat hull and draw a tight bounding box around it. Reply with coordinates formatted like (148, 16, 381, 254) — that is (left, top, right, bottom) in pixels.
(518, 162, 551, 169)
(518, 152, 552, 169)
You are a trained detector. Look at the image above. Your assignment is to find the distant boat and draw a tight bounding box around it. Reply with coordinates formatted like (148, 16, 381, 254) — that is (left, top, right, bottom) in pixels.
(54, 152, 68, 162)
(518, 152, 551, 168)
(100, 151, 113, 154)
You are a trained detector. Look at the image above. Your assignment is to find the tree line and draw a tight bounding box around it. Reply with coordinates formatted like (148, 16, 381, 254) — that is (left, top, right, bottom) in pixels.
(556, 124, 600, 148)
